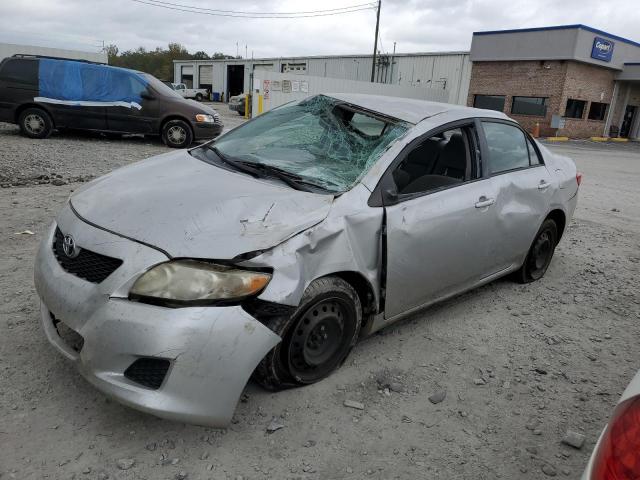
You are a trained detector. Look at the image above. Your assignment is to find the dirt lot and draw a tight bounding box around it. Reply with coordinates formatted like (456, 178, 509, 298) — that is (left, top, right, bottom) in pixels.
(1, 117, 639, 480)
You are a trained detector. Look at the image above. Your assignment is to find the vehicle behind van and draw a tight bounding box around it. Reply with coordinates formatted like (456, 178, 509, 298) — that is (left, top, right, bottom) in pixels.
(0, 55, 223, 148)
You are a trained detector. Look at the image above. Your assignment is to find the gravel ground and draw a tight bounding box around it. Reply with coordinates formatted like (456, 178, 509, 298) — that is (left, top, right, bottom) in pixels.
(1, 125, 639, 480)
(0, 103, 245, 187)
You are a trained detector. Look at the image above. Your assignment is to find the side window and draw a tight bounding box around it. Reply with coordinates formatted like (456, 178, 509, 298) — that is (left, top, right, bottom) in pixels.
(0, 59, 38, 86)
(128, 74, 147, 98)
(393, 126, 475, 195)
(526, 136, 542, 166)
(483, 122, 530, 175)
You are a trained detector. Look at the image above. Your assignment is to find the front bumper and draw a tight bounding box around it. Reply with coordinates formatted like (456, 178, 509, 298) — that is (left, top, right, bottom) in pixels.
(34, 205, 280, 426)
(193, 122, 223, 140)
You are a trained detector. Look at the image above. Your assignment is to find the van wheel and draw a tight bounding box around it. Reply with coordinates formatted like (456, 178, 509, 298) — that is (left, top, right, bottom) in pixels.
(195, 93, 203, 101)
(19, 108, 53, 139)
(161, 120, 193, 148)
(253, 277, 362, 390)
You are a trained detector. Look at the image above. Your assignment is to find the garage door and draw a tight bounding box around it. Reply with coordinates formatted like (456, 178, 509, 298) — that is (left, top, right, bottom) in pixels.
(181, 65, 193, 75)
(199, 65, 213, 85)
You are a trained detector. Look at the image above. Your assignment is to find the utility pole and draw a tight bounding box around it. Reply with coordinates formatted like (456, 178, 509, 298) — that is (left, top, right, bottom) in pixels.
(370, 0, 381, 82)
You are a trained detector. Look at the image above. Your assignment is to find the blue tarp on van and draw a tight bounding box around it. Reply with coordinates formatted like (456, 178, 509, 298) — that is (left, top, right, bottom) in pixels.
(37, 59, 148, 108)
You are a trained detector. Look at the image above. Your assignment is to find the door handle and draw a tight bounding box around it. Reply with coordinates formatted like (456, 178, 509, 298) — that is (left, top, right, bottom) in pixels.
(475, 196, 495, 208)
(538, 181, 550, 190)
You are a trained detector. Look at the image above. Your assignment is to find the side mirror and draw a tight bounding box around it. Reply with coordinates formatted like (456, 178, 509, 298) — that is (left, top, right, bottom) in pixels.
(141, 91, 155, 100)
(383, 187, 399, 204)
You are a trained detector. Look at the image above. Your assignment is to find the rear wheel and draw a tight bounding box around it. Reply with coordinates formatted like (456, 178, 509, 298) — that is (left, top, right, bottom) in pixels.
(195, 93, 203, 101)
(516, 219, 558, 283)
(253, 277, 362, 390)
(161, 119, 193, 148)
(18, 108, 53, 139)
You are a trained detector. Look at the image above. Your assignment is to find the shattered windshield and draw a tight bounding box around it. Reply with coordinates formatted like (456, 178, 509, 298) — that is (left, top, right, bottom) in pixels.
(196, 95, 409, 192)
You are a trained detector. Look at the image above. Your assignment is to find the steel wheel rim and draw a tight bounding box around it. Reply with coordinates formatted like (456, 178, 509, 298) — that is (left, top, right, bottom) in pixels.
(287, 297, 352, 383)
(167, 126, 186, 144)
(25, 114, 45, 135)
(529, 230, 553, 279)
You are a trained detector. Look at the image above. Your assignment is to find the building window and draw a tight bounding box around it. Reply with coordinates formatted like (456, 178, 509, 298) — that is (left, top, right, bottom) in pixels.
(565, 99, 586, 119)
(588, 102, 608, 121)
(511, 97, 547, 116)
(473, 95, 505, 112)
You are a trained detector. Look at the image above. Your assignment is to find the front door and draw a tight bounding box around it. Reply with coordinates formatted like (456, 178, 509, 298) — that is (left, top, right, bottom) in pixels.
(383, 123, 503, 319)
(106, 72, 156, 134)
(620, 105, 637, 138)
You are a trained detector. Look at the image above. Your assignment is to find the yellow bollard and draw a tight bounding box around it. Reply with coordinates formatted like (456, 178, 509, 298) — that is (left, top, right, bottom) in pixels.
(257, 94, 264, 115)
(244, 94, 249, 119)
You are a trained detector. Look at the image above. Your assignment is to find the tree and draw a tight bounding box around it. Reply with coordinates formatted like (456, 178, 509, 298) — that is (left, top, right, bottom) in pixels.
(104, 44, 119, 63)
(193, 51, 210, 60)
(106, 43, 230, 81)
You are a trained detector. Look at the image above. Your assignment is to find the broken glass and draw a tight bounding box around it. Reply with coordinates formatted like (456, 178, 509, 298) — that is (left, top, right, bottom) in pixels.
(199, 95, 410, 192)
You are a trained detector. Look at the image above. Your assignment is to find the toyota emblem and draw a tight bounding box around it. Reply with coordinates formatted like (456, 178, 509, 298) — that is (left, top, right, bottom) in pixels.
(62, 234, 80, 258)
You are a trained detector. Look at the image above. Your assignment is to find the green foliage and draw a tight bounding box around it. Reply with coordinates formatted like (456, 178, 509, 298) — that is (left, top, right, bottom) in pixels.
(105, 43, 231, 81)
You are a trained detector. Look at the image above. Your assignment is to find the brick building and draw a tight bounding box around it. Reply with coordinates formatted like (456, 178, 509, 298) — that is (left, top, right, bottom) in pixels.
(467, 25, 640, 138)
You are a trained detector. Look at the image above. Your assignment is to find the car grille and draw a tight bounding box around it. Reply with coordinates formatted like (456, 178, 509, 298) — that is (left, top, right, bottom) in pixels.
(53, 228, 123, 284)
(124, 358, 171, 390)
(51, 312, 84, 353)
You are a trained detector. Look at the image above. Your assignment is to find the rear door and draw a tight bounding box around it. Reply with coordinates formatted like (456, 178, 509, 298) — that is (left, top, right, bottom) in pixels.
(479, 120, 553, 269)
(382, 121, 504, 319)
(35, 59, 107, 130)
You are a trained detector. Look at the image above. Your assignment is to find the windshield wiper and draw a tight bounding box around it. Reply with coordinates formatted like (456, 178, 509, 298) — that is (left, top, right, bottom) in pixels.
(203, 144, 262, 179)
(236, 161, 320, 192)
(203, 145, 328, 193)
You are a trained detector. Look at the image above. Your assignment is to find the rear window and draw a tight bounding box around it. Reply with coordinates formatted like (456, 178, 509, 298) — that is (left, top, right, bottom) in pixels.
(0, 58, 38, 86)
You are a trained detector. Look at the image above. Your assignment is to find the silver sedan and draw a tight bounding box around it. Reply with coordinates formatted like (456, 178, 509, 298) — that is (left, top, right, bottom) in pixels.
(34, 93, 580, 426)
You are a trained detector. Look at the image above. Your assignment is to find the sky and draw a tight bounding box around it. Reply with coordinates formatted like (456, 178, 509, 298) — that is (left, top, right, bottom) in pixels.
(1, 0, 640, 58)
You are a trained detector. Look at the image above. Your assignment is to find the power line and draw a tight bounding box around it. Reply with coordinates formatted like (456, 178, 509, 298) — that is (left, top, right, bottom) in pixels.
(130, 0, 376, 18)
(132, 0, 376, 15)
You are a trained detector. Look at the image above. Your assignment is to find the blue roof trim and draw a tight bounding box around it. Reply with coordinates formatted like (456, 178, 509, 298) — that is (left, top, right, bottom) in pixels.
(473, 24, 640, 48)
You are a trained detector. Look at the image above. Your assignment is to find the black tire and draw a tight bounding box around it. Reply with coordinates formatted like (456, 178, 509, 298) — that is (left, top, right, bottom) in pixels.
(18, 108, 53, 139)
(195, 93, 203, 101)
(515, 219, 558, 283)
(161, 119, 193, 148)
(253, 276, 362, 390)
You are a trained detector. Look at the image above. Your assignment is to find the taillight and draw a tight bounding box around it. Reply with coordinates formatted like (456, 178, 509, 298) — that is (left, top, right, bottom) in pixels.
(591, 396, 640, 479)
(576, 172, 583, 186)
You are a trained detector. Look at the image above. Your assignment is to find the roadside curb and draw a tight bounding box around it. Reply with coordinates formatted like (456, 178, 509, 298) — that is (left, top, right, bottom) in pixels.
(541, 137, 635, 143)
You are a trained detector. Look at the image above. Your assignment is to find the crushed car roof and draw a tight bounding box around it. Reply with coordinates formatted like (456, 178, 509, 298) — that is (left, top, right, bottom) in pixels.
(327, 92, 510, 125)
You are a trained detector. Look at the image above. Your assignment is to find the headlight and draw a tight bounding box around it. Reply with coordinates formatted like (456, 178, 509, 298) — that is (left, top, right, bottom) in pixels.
(195, 114, 214, 123)
(130, 260, 271, 305)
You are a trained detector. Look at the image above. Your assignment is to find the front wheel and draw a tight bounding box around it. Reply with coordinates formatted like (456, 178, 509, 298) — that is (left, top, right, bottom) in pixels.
(18, 108, 53, 139)
(515, 219, 558, 283)
(161, 119, 193, 148)
(253, 277, 362, 390)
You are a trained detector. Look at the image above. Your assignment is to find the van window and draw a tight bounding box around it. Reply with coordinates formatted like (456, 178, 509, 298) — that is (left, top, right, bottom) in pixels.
(0, 59, 38, 86)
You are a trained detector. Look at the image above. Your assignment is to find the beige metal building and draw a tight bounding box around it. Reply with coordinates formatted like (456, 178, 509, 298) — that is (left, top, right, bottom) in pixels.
(173, 51, 471, 105)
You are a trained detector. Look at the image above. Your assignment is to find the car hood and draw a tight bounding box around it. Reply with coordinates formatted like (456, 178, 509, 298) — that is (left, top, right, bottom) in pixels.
(70, 150, 334, 258)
